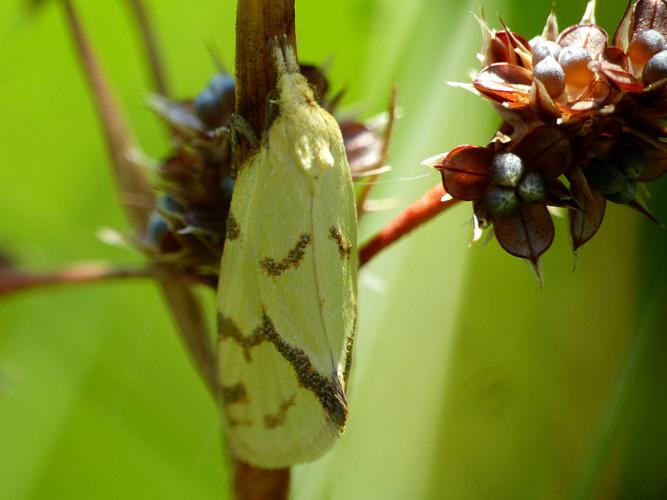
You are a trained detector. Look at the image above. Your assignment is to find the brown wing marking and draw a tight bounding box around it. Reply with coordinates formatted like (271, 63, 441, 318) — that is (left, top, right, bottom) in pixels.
(219, 312, 347, 428)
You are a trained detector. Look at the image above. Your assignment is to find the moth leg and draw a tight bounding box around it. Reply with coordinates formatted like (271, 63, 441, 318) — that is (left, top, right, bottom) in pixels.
(265, 88, 281, 130)
(230, 112, 259, 150)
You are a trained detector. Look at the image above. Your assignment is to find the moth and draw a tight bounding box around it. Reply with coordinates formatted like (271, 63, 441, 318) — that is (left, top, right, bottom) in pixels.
(217, 42, 358, 468)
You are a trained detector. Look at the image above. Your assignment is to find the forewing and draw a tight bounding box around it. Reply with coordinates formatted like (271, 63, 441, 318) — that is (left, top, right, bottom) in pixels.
(217, 136, 350, 468)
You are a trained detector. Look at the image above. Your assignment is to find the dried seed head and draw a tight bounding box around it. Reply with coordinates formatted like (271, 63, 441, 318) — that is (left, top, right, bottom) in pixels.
(642, 50, 667, 85)
(628, 29, 666, 70)
(435, 4, 667, 264)
(485, 186, 520, 216)
(534, 55, 566, 97)
(490, 152, 524, 187)
(558, 46, 594, 88)
(530, 37, 562, 65)
(516, 171, 547, 203)
(606, 179, 637, 204)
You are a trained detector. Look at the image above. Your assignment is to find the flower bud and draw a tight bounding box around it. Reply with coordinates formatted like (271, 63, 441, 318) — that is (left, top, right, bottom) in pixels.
(490, 152, 524, 187)
(530, 37, 562, 65)
(628, 29, 666, 70)
(534, 56, 566, 97)
(642, 50, 667, 85)
(485, 186, 520, 216)
(516, 171, 547, 203)
(558, 47, 594, 88)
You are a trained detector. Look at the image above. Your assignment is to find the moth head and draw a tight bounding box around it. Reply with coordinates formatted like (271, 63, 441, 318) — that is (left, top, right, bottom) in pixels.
(272, 39, 317, 113)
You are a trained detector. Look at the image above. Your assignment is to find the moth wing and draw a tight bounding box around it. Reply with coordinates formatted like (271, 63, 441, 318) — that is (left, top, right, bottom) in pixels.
(262, 113, 358, 367)
(217, 119, 355, 468)
(219, 331, 340, 468)
(307, 114, 358, 365)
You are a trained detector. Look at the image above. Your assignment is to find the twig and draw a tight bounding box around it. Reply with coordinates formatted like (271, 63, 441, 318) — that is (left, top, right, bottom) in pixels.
(126, 0, 169, 97)
(0, 263, 153, 296)
(359, 184, 460, 266)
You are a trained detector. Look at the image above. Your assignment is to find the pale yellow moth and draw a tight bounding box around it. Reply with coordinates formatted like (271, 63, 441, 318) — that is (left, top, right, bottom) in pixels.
(217, 43, 358, 468)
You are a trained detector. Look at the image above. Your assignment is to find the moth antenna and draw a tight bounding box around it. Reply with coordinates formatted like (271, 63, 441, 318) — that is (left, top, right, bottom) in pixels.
(283, 43, 299, 73)
(272, 35, 299, 77)
(272, 38, 287, 77)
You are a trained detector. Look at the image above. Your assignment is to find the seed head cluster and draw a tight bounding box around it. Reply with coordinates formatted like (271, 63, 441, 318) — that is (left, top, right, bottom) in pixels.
(434, 0, 667, 267)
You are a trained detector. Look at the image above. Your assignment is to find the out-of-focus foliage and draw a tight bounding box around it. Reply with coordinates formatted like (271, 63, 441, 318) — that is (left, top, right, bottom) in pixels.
(0, 1, 664, 499)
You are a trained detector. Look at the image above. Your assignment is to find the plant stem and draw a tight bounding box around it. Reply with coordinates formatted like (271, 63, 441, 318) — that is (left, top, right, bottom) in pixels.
(0, 263, 153, 296)
(359, 184, 460, 266)
(234, 461, 290, 500)
(232, 0, 294, 497)
(234, 0, 295, 161)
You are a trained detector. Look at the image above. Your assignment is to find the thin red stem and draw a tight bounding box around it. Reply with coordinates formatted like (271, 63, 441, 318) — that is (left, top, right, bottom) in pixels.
(0, 263, 153, 296)
(359, 184, 460, 266)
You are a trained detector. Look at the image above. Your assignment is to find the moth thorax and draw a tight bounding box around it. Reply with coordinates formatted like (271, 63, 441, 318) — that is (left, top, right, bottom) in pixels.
(278, 73, 317, 114)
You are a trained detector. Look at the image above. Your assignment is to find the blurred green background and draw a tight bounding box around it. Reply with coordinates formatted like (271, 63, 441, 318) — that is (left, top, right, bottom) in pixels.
(1, 0, 665, 498)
